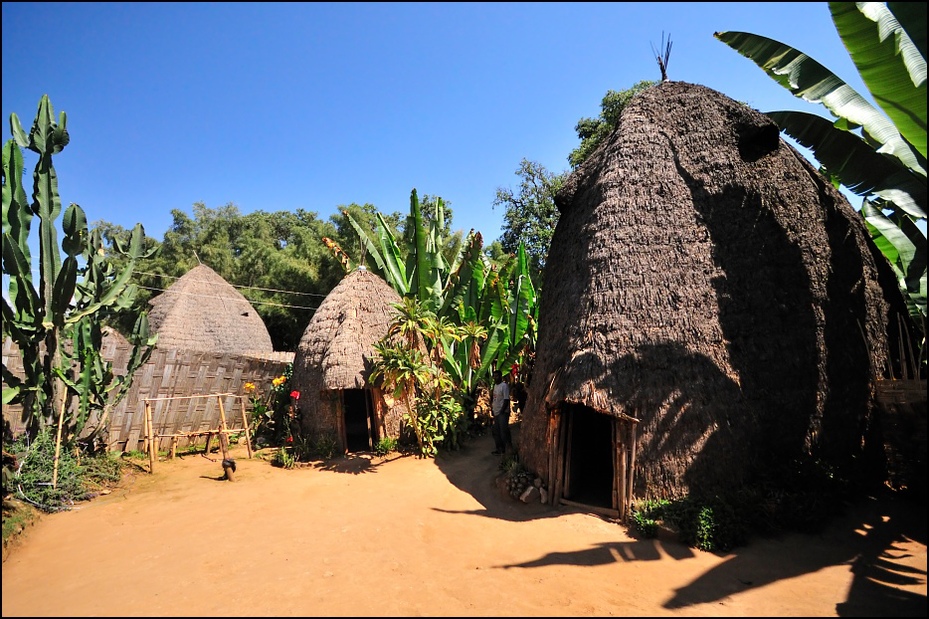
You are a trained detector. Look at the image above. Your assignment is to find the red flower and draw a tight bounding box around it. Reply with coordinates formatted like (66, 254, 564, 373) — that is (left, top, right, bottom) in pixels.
(290, 390, 301, 400)
(286, 436, 294, 443)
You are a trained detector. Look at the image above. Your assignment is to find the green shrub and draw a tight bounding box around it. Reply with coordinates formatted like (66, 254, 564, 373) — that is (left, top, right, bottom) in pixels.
(312, 433, 339, 460)
(375, 436, 398, 456)
(271, 446, 296, 469)
(630, 498, 671, 539)
(6, 429, 123, 513)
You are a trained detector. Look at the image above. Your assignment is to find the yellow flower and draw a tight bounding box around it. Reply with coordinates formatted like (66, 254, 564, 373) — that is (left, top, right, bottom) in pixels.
(243, 382, 256, 393)
(272, 375, 286, 387)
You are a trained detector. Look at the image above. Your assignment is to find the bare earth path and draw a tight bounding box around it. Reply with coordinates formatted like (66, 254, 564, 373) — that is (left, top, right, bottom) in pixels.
(2, 429, 926, 617)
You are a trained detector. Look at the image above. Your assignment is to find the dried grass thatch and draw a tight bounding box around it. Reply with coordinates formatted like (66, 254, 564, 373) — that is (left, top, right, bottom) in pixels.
(519, 81, 914, 507)
(290, 267, 405, 452)
(147, 264, 274, 355)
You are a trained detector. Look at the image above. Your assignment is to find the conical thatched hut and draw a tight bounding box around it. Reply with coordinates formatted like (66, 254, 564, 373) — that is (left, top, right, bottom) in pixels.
(519, 81, 914, 519)
(290, 266, 406, 453)
(147, 263, 274, 355)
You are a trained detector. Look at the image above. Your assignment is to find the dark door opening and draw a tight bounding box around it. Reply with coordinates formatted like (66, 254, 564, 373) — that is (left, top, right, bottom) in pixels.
(562, 405, 614, 509)
(343, 389, 377, 452)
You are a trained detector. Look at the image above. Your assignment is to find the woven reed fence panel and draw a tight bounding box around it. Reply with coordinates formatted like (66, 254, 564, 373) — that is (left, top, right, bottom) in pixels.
(2, 337, 294, 453)
(873, 379, 927, 495)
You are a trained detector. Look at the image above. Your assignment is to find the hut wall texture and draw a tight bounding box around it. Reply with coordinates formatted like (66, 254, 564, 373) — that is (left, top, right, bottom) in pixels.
(519, 81, 914, 502)
(290, 268, 406, 450)
(3, 337, 293, 452)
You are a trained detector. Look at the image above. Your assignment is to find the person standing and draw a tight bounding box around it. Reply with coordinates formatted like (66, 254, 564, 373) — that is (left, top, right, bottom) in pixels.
(491, 369, 512, 455)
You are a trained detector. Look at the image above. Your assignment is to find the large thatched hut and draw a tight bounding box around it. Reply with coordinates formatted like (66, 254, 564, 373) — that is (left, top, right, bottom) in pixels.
(147, 263, 274, 355)
(290, 266, 406, 453)
(518, 81, 914, 519)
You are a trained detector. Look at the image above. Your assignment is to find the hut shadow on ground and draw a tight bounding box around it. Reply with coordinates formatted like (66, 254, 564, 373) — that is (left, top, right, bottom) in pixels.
(308, 451, 414, 475)
(663, 494, 926, 617)
(433, 392, 926, 616)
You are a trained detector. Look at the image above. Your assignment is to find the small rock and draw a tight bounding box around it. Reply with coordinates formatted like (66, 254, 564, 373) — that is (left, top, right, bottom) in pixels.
(519, 485, 540, 503)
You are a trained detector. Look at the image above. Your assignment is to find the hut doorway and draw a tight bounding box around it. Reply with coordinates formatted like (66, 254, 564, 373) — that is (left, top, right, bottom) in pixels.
(343, 389, 377, 452)
(560, 404, 615, 510)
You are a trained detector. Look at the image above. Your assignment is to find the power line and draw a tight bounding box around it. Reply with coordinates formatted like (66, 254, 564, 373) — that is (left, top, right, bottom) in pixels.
(133, 270, 330, 299)
(137, 285, 319, 311)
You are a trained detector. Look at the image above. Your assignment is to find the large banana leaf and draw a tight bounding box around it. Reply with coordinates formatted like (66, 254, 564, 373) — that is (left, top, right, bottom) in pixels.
(830, 2, 926, 160)
(767, 110, 926, 219)
(863, 201, 927, 318)
(714, 30, 925, 177)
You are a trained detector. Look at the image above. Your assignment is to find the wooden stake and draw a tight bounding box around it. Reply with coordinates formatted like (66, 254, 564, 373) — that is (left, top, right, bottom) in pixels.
(217, 396, 230, 462)
(51, 396, 68, 489)
(145, 401, 156, 474)
(239, 398, 253, 458)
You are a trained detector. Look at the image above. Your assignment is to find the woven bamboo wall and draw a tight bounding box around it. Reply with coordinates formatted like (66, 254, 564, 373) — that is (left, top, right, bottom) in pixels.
(2, 337, 294, 452)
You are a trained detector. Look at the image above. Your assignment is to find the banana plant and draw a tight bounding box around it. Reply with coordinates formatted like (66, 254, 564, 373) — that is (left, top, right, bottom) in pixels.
(2, 95, 157, 444)
(324, 188, 541, 397)
(715, 1, 926, 355)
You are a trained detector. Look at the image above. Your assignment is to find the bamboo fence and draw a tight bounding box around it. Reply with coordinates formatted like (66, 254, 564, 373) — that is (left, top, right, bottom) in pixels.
(2, 337, 293, 453)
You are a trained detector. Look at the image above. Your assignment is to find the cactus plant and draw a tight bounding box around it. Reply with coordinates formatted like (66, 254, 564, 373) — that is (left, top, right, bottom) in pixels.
(2, 94, 157, 447)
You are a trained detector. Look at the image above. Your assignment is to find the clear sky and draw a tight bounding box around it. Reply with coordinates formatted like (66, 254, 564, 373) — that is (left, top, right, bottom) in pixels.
(3, 2, 869, 246)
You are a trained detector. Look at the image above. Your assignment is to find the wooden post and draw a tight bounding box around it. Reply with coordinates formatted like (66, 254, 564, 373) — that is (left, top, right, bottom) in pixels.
(216, 396, 230, 461)
(51, 396, 68, 489)
(169, 435, 179, 459)
(145, 401, 156, 474)
(239, 398, 253, 458)
(626, 423, 637, 514)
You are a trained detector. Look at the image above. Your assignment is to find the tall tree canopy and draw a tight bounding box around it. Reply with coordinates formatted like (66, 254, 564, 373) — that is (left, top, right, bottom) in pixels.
(568, 80, 657, 169)
(96, 202, 354, 351)
(493, 159, 563, 280)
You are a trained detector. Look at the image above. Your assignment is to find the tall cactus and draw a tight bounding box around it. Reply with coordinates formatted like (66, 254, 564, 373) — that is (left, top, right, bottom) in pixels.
(2, 95, 157, 445)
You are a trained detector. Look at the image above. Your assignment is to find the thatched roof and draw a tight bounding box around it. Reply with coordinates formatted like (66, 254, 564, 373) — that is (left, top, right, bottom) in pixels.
(147, 264, 274, 355)
(290, 267, 404, 443)
(518, 81, 912, 500)
(292, 266, 402, 392)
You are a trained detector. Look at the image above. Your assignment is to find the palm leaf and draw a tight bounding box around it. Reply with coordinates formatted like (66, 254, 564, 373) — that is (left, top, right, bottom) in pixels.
(767, 110, 926, 219)
(714, 30, 925, 176)
(830, 2, 926, 160)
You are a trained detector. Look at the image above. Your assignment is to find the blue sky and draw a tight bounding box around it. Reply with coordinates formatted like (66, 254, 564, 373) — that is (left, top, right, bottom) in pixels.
(3, 2, 869, 246)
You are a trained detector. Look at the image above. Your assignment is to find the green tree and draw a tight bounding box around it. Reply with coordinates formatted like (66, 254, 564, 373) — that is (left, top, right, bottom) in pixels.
(568, 80, 657, 169)
(716, 1, 926, 369)
(97, 203, 344, 351)
(2, 95, 157, 446)
(493, 158, 564, 278)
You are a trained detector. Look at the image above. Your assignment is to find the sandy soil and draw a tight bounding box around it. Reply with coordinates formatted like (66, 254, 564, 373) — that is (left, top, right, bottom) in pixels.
(2, 426, 926, 617)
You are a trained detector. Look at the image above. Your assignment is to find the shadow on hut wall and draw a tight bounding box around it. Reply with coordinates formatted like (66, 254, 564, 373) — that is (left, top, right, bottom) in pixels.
(686, 178, 821, 475)
(682, 162, 889, 488)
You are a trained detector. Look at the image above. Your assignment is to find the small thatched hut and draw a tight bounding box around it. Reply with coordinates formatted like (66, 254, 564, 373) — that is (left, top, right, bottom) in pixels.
(290, 266, 406, 453)
(518, 81, 914, 519)
(147, 263, 274, 355)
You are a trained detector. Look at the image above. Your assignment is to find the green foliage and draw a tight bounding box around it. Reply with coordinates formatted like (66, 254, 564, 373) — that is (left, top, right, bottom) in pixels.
(2, 95, 157, 446)
(716, 2, 927, 363)
(630, 499, 669, 539)
(244, 364, 296, 449)
(494, 159, 563, 278)
(568, 80, 657, 169)
(310, 432, 339, 460)
(100, 203, 346, 351)
(630, 454, 855, 552)
(271, 445, 296, 469)
(375, 435, 398, 456)
(332, 189, 540, 399)
(5, 428, 122, 513)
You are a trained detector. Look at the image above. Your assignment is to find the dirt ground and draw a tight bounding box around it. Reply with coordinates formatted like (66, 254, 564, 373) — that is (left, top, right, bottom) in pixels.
(2, 425, 926, 618)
